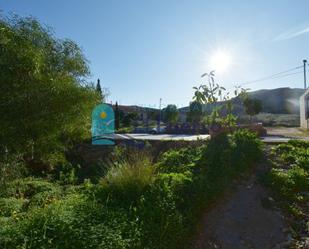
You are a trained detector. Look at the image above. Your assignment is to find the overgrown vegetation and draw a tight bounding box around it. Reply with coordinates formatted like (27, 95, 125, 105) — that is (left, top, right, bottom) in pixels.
(264, 140, 309, 242)
(0, 14, 265, 249)
(0, 15, 100, 173)
(0, 130, 262, 248)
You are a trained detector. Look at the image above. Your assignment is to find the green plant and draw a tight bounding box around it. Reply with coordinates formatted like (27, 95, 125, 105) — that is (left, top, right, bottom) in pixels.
(263, 141, 309, 240)
(193, 72, 246, 130)
(0, 131, 264, 249)
(0, 14, 101, 171)
(187, 101, 203, 124)
(0, 197, 27, 216)
(99, 154, 155, 205)
(156, 146, 203, 174)
(241, 94, 263, 122)
(162, 104, 179, 125)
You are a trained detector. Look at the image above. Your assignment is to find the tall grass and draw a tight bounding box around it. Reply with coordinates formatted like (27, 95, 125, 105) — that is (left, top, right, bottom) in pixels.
(99, 151, 156, 204)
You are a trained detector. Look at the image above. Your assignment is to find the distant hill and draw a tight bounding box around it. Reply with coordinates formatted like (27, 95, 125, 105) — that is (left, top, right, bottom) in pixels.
(248, 87, 304, 114)
(116, 88, 305, 121)
(179, 87, 305, 115)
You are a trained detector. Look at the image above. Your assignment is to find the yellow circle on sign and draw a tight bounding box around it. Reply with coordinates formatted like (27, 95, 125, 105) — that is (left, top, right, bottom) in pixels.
(100, 111, 107, 119)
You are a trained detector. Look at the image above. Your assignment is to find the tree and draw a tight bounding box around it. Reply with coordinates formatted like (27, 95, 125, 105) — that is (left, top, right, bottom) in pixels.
(0, 15, 101, 166)
(162, 105, 179, 125)
(193, 71, 245, 131)
(96, 79, 103, 101)
(187, 101, 203, 124)
(243, 97, 262, 121)
(122, 112, 139, 127)
(115, 101, 120, 130)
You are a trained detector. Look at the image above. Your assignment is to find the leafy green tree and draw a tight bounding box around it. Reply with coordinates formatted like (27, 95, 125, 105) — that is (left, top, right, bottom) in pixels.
(187, 101, 203, 124)
(243, 97, 262, 121)
(96, 79, 103, 101)
(0, 15, 100, 166)
(122, 112, 139, 127)
(162, 104, 179, 125)
(193, 71, 245, 131)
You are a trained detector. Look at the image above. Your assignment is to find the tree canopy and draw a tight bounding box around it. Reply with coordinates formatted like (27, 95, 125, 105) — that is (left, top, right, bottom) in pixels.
(163, 104, 179, 125)
(187, 101, 203, 124)
(0, 15, 101, 165)
(243, 97, 263, 120)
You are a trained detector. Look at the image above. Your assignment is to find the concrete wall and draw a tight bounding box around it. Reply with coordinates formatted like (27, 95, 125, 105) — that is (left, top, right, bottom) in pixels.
(300, 88, 309, 129)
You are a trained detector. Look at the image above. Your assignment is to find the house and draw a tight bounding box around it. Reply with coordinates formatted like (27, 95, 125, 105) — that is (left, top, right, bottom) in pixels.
(300, 88, 309, 129)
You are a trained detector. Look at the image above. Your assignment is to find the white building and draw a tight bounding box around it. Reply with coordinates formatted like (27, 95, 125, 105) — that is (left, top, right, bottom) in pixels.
(300, 88, 309, 129)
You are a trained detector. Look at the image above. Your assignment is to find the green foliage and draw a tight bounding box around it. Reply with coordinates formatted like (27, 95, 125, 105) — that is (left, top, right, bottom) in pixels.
(186, 101, 203, 124)
(0, 197, 27, 217)
(162, 104, 179, 125)
(99, 155, 155, 204)
(0, 194, 141, 249)
(264, 140, 309, 237)
(231, 129, 263, 165)
(0, 153, 27, 187)
(0, 15, 100, 169)
(271, 140, 309, 170)
(193, 72, 246, 129)
(0, 178, 62, 203)
(266, 167, 308, 201)
(243, 97, 263, 120)
(0, 131, 263, 249)
(157, 146, 203, 174)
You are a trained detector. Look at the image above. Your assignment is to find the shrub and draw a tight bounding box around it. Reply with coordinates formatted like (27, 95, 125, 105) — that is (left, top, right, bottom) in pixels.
(0, 197, 27, 217)
(156, 146, 203, 174)
(0, 153, 27, 188)
(230, 129, 263, 169)
(98, 154, 155, 205)
(265, 167, 309, 201)
(137, 173, 191, 249)
(0, 130, 264, 249)
(0, 194, 140, 249)
(271, 140, 309, 170)
(0, 178, 61, 198)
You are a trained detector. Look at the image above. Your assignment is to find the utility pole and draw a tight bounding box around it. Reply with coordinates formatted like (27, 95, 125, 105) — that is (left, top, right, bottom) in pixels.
(157, 98, 162, 132)
(303, 59, 307, 89)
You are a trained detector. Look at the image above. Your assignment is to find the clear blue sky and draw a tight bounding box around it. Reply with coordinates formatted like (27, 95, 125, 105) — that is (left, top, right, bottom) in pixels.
(1, 0, 309, 108)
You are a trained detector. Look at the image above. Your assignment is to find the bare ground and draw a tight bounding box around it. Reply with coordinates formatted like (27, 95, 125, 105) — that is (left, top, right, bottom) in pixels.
(193, 165, 292, 249)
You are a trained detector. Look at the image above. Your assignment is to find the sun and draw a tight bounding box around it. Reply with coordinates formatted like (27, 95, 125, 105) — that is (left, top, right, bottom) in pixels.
(209, 50, 232, 73)
(100, 111, 107, 119)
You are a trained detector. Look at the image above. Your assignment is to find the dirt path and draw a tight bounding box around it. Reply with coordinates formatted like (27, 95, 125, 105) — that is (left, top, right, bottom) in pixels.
(194, 166, 292, 249)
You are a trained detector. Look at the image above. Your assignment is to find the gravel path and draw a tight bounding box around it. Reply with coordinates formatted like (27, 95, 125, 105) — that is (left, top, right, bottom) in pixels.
(194, 168, 291, 249)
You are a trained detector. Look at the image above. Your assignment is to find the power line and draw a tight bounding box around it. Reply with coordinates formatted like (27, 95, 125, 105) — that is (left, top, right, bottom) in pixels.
(242, 65, 303, 86)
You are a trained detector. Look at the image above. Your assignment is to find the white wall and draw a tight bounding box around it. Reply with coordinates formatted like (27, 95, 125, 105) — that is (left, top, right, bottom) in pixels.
(300, 88, 309, 129)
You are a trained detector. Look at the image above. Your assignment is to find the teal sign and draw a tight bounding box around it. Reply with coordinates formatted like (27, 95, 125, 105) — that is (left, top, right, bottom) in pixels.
(92, 104, 115, 145)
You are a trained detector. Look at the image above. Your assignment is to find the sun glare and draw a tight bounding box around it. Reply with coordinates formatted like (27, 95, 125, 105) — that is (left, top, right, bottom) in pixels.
(209, 50, 232, 73)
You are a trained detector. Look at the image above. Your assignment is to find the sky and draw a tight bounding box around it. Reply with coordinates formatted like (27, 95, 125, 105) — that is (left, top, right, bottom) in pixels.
(1, 0, 309, 108)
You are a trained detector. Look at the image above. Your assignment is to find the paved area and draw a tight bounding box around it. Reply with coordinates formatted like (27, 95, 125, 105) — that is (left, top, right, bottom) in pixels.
(263, 127, 309, 143)
(114, 128, 309, 143)
(266, 127, 309, 138)
(115, 133, 210, 141)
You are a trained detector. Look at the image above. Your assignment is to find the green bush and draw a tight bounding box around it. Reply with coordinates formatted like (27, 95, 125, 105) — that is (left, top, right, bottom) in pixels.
(0, 197, 27, 217)
(157, 146, 203, 174)
(0, 194, 140, 249)
(0, 130, 263, 249)
(98, 153, 155, 206)
(265, 166, 309, 205)
(271, 140, 309, 170)
(264, 140, 309, 237)
(0, 178, 61, 199)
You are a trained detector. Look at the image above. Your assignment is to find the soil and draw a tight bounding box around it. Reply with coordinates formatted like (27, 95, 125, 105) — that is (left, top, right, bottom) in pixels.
(193, 163, 293, 249)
